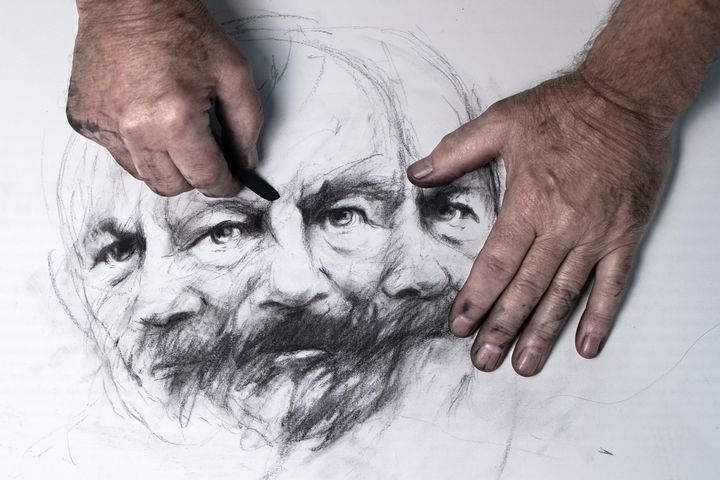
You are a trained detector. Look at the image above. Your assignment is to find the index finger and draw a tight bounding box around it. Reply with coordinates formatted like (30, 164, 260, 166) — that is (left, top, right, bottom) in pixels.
(448, 195, 536, 336)
(215, 57, 263, 171)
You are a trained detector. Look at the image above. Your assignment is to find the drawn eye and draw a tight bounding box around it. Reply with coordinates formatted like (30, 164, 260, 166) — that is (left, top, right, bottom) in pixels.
(94, 237, 138, 266)
(207, 222, 245, 245)
(180, 219, 255, 267)
(435, 202, 479, 224)
(323, 207, 367, 229)
(196, 221, 249, 246)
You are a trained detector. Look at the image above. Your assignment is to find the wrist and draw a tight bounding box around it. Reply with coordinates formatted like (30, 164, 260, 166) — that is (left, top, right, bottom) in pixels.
(576, 61, 681, 129)
(545, 73, 673, 149)
(575, 0, 720, 127)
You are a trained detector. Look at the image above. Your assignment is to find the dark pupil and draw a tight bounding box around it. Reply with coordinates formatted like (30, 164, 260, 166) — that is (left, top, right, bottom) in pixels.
(109, 239, 136, 262)
(329, 209, 354, 226)
(210, 225, 235, 243)
(437, 203, 456, 220)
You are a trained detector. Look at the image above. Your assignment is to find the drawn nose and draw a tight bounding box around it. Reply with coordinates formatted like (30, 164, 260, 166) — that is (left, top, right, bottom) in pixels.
(264, 247, 330, 308)
(262, 216, 331, 309)
(134, 292, 206, 328)
(382, 227, 450, 300)
(382, 259, 449, 299)
(132, 262, 206, 328)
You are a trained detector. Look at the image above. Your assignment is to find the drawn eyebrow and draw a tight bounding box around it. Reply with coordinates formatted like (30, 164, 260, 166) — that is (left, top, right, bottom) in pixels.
(82, 219, 135, 248)
(190, 198, 267, 216)
(298, 174, 404, 223)
(172, 198, 268, 246)
(93, 219, 124, 236)
(172, 198, 266, 229)
(79, 218, 145, 268)
(421, 179, 481, 199)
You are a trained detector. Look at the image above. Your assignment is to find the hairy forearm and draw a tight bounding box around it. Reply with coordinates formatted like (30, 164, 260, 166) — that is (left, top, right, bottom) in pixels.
(579, 0, 720, 123)
(74, 0, 210, 30)
(76, 0, 201, 12)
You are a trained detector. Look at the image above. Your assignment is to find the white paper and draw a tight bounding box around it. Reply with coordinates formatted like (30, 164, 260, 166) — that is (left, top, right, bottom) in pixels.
(1, 1, 719, 479)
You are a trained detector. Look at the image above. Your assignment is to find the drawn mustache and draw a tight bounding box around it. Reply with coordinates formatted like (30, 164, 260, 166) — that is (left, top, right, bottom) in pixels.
(133, 287, 458, 446)
(148, 288, 452, 373)
(240, 289, 457, 361)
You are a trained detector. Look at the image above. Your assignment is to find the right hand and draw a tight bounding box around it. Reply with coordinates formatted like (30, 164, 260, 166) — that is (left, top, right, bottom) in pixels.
(406, 73, 672, 376)
(66, 0, 262, 197)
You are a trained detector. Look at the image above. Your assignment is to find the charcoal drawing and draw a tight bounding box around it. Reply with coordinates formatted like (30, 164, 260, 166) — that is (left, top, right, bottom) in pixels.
(50, 14, 502, 456)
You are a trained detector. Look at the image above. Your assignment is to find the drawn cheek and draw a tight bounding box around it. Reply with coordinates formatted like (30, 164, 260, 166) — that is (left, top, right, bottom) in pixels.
(92, 291, 139, 353)
(188, 238, 260, 269)
(85, 261, 136, 290)
(200, 259, 264, 305)
(316, 251, 387, 297)
(320, 227, 389, 256)
(84, 268, 136, 316)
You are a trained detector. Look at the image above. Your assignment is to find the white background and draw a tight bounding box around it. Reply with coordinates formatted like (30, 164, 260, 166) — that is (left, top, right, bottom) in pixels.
(1, 1, 719, 478)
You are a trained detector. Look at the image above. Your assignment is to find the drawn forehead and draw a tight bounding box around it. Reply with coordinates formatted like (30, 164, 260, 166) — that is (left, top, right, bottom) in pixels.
(271, 46, 377, 116)
(80, 167, 146, 228)
(257, 50, 399, 184)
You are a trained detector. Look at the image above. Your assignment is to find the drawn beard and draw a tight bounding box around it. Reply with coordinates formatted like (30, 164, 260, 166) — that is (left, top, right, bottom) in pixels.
(131, 290, 456, 449)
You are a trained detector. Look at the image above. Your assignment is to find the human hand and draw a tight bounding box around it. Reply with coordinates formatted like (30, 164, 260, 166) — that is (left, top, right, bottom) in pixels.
(66, 0, 262, 197)
(407, 73, 673, 376)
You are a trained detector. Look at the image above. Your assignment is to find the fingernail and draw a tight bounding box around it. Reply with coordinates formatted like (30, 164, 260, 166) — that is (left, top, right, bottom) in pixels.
(580, 334, 605, 358)
(451, 314, 476, 334)
(408, 158, 433, 180)
(516, 347, 542, 376)
(474, 344, 503, 371)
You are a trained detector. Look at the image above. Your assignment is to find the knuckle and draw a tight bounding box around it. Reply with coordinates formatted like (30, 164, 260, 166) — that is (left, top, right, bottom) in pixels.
(186, 168, 223, 190)
(547, 280, 582, 310)
(494, 300, 530, 327)
(583, 310, 615, 329)
(482, 252, 515, 278)
(456, 295, 489, 317)
(484, 318, 518, 345)
(598, 274, 627, 298)
(536, 315, 565, 341)
(118, 113, 147, 137)
(158, 99, 194, 135)
(556, 209, 585, 233)
(509, 275, 546, 300)
(436, 129, 465, 157)
(145, 170, 189, 197)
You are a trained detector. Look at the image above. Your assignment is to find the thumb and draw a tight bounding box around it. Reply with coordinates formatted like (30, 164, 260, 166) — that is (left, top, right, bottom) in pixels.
(407, 104, 507, 187)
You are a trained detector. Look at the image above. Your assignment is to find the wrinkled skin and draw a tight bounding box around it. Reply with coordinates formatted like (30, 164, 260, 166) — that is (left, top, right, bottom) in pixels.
(408, 73, 673, 376)
(67, 0, 262, 197)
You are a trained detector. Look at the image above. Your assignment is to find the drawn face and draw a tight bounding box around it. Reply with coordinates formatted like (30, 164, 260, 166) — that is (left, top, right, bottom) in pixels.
(68, 44, 496, 447)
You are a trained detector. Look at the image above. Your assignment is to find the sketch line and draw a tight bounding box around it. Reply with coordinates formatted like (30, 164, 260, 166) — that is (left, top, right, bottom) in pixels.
(548, 321, 720, 405)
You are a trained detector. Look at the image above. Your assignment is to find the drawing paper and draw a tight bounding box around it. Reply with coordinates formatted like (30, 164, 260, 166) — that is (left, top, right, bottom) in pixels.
(1, 1, 719, 479)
